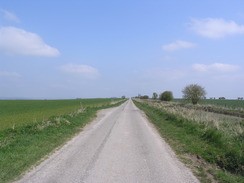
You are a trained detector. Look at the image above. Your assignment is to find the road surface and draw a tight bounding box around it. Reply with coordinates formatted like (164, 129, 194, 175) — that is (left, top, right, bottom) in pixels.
(15, 99, 199, 183)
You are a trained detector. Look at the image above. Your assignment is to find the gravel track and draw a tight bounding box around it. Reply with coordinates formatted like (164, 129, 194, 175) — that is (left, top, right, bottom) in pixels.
(15, 99, 199, 183)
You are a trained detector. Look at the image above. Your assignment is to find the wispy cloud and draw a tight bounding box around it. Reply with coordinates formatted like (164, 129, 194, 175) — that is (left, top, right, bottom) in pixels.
(60, 64, 99, 79)
(193, 63, 240, 72)
(0, 26, 60, 57)
(189, 18, 244, 38)
(0, 71, 22, 78)
(0, 9, 20, 23)
(162, 40, 196, 51)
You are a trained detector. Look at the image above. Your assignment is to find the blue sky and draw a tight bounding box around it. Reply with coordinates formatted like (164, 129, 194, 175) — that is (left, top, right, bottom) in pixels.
(0, 0, 244, 99)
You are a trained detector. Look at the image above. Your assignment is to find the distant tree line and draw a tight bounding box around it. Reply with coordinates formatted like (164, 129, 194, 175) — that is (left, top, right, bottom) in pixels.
(138, 84, 207, 105)
(136, 95, 149, 99)
(137, 83, 243, 104)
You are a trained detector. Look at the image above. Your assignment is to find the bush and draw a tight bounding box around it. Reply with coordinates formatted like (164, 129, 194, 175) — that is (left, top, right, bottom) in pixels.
(182, 84, 206, 104)
(140, 95, 149, 99)
(160, 91, 173, 101)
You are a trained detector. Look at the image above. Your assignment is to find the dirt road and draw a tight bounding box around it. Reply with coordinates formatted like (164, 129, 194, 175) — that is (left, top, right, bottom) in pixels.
(15, 99, 199, 183)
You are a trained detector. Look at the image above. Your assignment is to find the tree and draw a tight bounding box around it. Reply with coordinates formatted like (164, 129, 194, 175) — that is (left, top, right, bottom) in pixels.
(152, 92, 158, 100)
(160, 91, 173, 101)
(182, 84, 206, 104)
(140, 95, 149, 99)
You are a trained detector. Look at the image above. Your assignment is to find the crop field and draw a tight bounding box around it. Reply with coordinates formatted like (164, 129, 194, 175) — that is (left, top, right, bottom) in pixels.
(0, 98, 118, 131)
(0, 98, 126, 183)
(199, 99, 244, 108)
(174, 98, 244, 109)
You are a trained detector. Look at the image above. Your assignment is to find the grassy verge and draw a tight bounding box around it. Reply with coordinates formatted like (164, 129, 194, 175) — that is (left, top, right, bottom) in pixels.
(0, 99, 126, 183)
(133, 100, 244, 183)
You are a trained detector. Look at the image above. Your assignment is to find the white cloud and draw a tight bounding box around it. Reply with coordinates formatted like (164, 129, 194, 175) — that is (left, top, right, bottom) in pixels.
(0, 26, 60, 57)
(0, 71, 21, 78)
(162, 40, 196, 51)
(60, 64, 99, 79)
(189, 18, 244, 38)
(0, 9, 20, 23)
(193, 63, 240, 72)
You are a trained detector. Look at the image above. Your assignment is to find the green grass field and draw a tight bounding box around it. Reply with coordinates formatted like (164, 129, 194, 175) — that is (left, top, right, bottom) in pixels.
(0, 98, 126, 183)
(174, 98, 244, 109)
(0, 98, 117, 131)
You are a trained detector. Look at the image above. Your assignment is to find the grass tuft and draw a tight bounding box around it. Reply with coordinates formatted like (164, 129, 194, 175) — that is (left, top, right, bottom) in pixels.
(133, 99, 244, 182)
(201, 129, 224, 147)
(0, 99, 126, 183)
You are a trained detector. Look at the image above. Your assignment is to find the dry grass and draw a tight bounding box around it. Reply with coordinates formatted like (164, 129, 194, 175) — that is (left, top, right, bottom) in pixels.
(134, 99, 244, 182)
(138, 99, 244, 138)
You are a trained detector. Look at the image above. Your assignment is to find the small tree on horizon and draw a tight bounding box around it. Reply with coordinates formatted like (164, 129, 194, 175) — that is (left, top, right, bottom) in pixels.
(152, 92, 158, 100)
(182, 84, 206, 104)
(140, 95, 149, 99)
(160, 91, 173, 101)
